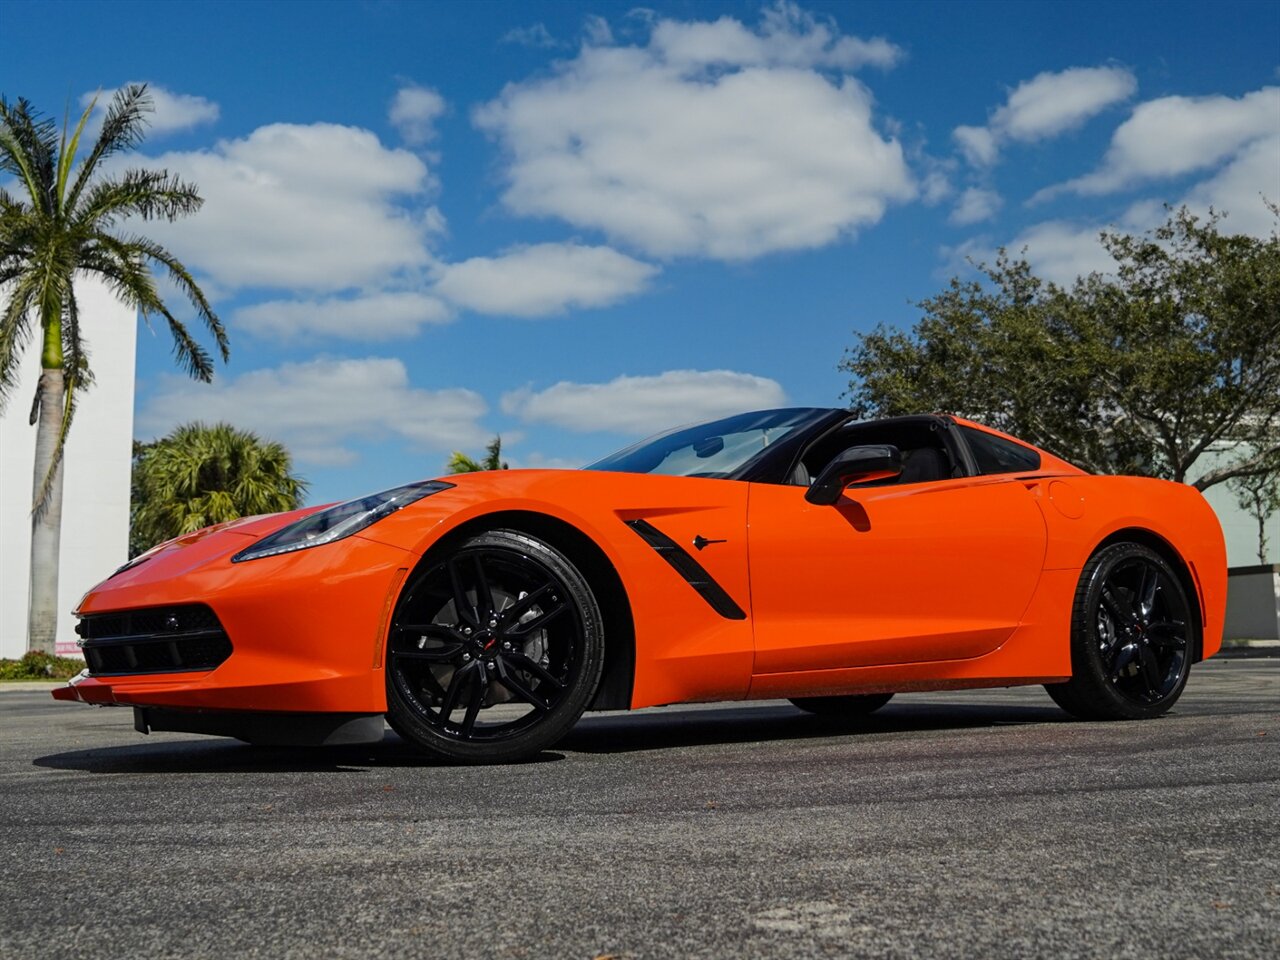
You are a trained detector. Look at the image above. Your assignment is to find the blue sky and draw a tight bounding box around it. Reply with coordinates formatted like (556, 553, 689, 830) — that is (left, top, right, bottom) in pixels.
(3, 0, 1277, 505)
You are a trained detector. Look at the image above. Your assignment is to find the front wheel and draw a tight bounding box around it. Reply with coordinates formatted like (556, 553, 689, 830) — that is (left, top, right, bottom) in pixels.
(1045, 542, 1194, 721)
(386, 530, 605, 763)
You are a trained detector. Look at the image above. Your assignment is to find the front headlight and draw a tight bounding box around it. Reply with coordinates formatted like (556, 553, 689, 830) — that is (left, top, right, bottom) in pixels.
(231, 480, 453, 563)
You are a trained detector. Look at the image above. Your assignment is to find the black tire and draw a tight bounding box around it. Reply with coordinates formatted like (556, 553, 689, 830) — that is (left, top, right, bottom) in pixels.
(1045, 541, 1195, 721)
(789, 693, 894, 717)
(385, 529, 605, 763)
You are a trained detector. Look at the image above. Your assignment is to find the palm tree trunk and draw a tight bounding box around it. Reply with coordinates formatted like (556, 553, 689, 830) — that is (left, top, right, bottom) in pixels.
(27, 368, 66, 655)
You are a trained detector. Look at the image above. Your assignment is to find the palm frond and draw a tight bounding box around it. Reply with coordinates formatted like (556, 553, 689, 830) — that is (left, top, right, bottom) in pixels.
(73, 170, 204, 227)
(0, 96, 58, 214)
(54, 95, 95, 214)
(84, 231, 221, 378)
(65, 84, 153, 212)
(0, 271, 38, 409)
(128, 234, 228, 361)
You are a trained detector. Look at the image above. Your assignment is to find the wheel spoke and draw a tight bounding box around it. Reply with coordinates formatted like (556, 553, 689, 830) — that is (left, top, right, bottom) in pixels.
(1146, 620, 1187, 649)
(506, 601, 568, 638)
(496, 658, 551, 712)
(1137, 564, 1160, 619)
(504, 651, 565, 690)
(1110, 643, 1139, 680)
(497, 583, 553, 625)
(440, 660, 475, 717)
(460, 666, 487, 737)
(1101, 586, 1138, 628)
(469, 554, 495, 621)
(1137, 645, 1162, 698)
(393, 643, 463, 662)
(447, 558, 479, 628)
(391, 623, 465, 661)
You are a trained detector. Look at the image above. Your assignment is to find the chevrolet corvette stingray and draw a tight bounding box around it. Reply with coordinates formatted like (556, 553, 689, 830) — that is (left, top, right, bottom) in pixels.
(55, 408, 1227, 762)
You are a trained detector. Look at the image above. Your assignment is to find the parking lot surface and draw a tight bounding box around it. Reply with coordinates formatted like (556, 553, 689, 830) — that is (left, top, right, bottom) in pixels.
(2, 658, 1277, 959)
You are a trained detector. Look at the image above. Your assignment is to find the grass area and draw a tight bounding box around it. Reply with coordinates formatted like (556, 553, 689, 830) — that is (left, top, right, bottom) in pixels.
(0, 651, 84, 681)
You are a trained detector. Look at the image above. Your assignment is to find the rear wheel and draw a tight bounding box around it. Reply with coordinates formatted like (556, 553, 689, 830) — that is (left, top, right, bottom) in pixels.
(386, 530, 604, 763)
(1045, 542, 1194, 721)
(789, 693, 894, 717)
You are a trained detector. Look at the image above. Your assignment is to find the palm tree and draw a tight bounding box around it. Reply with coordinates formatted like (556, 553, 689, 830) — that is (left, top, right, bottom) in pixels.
(131, 422, 307, 556)
(0, 85, 228, 652)
(447, 435, 508, 473)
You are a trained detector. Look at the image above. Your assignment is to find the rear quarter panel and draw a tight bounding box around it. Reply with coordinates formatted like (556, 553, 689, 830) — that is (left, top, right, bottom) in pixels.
(1029, 474, 1227, 658)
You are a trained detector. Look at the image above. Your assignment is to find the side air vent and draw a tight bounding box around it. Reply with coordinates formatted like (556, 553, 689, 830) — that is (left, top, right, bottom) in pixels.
(624, 519, 747, 620)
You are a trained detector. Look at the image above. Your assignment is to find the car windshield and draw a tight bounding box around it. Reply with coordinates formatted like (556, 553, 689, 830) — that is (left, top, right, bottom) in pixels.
(585, 408, 829, 478)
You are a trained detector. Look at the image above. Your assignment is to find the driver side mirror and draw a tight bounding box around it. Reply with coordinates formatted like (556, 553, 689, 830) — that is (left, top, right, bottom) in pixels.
(804, 444, 903, 505)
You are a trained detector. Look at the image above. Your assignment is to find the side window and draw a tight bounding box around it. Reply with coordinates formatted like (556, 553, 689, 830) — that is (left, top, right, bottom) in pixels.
(961, 426, 1041, 474)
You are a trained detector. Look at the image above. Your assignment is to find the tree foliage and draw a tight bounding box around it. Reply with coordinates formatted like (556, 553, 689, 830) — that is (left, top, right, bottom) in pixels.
(447, 435, 509, 474)
(131, 422, 307, 556)
(842, 206, 1280, 497)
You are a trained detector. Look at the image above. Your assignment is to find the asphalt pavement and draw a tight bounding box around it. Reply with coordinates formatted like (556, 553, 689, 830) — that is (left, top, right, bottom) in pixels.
(2, 658, 1277, 960)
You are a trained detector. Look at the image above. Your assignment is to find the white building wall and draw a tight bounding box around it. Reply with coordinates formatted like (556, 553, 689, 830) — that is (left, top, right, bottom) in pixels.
(0, 276, 136, 659)
(1201, 477, 1280, 568)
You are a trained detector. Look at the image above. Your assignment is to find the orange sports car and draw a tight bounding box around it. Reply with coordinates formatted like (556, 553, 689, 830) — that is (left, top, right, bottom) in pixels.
(55, 409, 1227, 763)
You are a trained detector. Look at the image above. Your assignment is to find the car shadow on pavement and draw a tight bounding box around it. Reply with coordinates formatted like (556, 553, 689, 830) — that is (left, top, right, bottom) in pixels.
(31, 701, 1066, 773)
(560, 701, 1067, 754)
(30, 735, 566, 774)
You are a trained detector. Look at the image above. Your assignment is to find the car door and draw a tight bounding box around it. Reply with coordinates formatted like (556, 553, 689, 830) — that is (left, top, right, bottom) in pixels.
(747, 474, 1047, 674)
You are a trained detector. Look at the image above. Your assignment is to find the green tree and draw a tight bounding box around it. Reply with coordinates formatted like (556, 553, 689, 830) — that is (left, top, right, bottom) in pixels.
(0, 85, 227, 652)
(447, 435, 509, 474)
(131, 422, 307, 556)
(841, 206, 1280, 494)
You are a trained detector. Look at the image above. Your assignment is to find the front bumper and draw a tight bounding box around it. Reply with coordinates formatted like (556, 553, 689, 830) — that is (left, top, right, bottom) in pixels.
(54, 533, 414, 716)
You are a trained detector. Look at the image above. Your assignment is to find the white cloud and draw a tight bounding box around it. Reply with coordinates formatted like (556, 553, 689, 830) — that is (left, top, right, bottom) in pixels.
(83, 83, 219, 136)
(137, 357, 487, 467)
(143, 123, 437, 292)
(1049, 86, 1280, 196)
(583, 14, 614, 47)
(919, 169, 953, 206)
(502, 369, 787, 434)
(993, 66, 1136, 142)
(1008, 220, 1117, 286)
(433, 243, 658, 317)
(233, 291, 452, 340)
(473, 5, 913, 261)
(953, 125, 997, 167)
(649, 2, 902, 71)
(949, 187, 1002, 225)
(953, 66, 1136, 166)
(389, 85, 446, 145)
(502, 23, 560, 48)
(508, 452, 583, 470)
(1182, 134, 1280, 236)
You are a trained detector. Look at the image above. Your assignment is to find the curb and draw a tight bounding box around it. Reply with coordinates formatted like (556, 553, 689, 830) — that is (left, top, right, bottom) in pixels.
(0, 681, 66, 693)
(1215, 642, 1280, 660)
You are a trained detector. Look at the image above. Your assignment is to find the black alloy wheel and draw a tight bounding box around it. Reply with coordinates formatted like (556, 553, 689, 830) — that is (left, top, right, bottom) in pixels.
(1046, 542, 1194, 721)
(386, 529, 605, 763)
(789, 692, 894, 717)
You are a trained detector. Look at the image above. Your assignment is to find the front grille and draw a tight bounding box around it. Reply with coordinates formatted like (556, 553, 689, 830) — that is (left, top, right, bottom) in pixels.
(76, 604, 232, 676)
